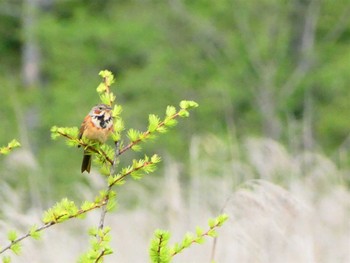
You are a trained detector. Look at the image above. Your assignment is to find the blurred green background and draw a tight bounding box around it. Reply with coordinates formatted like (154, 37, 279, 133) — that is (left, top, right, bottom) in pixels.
(1, 0, 350, 201)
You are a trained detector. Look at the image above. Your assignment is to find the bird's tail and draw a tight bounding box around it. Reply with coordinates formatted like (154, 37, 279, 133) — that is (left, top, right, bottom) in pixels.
(81, 153, 91, 173)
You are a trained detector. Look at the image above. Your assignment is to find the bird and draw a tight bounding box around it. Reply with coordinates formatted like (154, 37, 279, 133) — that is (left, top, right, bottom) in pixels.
(78, 104, 113, 173)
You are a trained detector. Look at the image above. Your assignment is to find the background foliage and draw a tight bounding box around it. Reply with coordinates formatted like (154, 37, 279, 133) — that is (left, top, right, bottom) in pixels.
(1, 0, 350, 262)
(1, 0, 350, 197)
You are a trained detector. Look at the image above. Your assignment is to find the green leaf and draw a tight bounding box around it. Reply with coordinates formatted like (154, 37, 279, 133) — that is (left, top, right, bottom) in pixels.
(42, 198, 78, 224)
(0, 148, 9, 155)
(164, 118, 177, 127)
(103, 226, 112, 235)
(107, 190, 116, 199)
(10, 243, 21, 255)
(207, 229, 218, 238)
(179, 100, 199, 109)
(112, 105, 123, 117)
(131, 144, 142, 152)
(66, 139, 79, 147)
(156, 126, 168, 133)
(127, 129, 140, 142)
(96, 83, 107, 93)
(99, 164, 110, 176)
(81, 201, 95, 211)
(131, 170, 143, 180)
(42, 209, 54, 224)
(29, 225, 41, 240)
(99, 93, 111, 105)
(148, 114, 160, 132)
(171, 243, 181, 254)
(113, 118, 124, 132)
(87, 249, 99, 260)
(195, 237, 205, 244)
(195, 226, 203, 236)
(179, 100, 188, 109)
(166, 105, 177, 117)
(88, 227, 98, 237)
(218, 214, 229, 224)
(111, 132, 121, 142)
(0, 140, 21, 155)
(7, 230, 17, 242)
(182, 233, 194, 248)
(107, 93, 116, 103)
(99, 70, 115, 86)
(143, 163, 157, 174)
(8, 139, 21, 148)
(151, 154, 161, 164)
(2, 256, 11, 263)
(106, 198, 117, 212)
(178, 109, 189, 117)
(95, 190, 108, 203)
(208, 218, 217, 228)
(104, 247, 113, 255)
(50, 126, 79, 141)
(149, 230, 171, 263)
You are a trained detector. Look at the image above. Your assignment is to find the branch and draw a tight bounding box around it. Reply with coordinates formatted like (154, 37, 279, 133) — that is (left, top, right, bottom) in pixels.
(149, 214, 228, 262)
(210, 196, 232, 262)
(170, 214, 229, 258)
(0, 200, 106, 255)
(97, 156, 159, 231)
(0, 223, 53, 255)
(56, 131, 113, 165)
(279, 0, 320, 101)
(108, 159, 158, 188)
(118, 111, 182, 156)
(98, 141, 120, 231)
(0, 140, 21, 155)
(98, 186, 112, 231)
(97, 70, 115, 106)
(94, 250, 106, 263)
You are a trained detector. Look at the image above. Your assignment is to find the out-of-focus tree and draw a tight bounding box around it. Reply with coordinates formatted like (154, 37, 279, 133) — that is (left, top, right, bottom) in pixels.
(22, 0, 41, 88)
(1, 0, 350, 198)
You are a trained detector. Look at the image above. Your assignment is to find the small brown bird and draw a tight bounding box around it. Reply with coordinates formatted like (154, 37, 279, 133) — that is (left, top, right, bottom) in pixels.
(78, 104, 113, 173)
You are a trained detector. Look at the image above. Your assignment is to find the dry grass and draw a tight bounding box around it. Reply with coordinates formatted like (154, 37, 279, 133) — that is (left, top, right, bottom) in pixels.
(1, 136, 350, 262)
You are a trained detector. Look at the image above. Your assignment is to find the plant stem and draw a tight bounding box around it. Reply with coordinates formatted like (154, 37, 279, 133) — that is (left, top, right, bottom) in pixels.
(0, 201, 105, 255)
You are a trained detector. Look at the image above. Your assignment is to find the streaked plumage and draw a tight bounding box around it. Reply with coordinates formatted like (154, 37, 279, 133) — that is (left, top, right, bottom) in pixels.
(79, 104, 113, 173)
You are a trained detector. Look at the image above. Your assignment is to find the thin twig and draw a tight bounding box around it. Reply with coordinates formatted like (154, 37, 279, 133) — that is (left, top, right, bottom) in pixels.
(109, 161, 153, 187)
(0, 201, 106, 255)
(57, 131, 113, 165)
(95, 250, 106, 263)
(98, 141, 120, 231)
(103, 76, 113, 106)
(97, 160, 154, 230)
(171, 220, 224, 258)
(98, 186, 112, 231)
(209, 196, 232, 262)
(0, 223, 53, 255)
(118, 111, 181, 155)
(111, 141, 120, 175)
